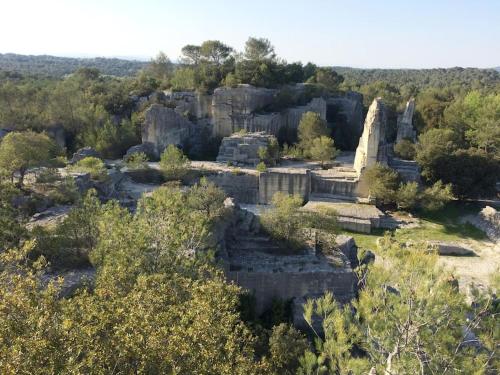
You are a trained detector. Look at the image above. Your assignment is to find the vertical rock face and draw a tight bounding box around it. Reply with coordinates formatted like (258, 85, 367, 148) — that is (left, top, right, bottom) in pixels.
(164, 91, 213, 119)
(327, 91, 365, 150)
(353, 98, 388, 175)
(212, 85, 278, 137)
(141, 104, 195, 157)
(396, 98, 416, 142)
(211, 84, 327, 138)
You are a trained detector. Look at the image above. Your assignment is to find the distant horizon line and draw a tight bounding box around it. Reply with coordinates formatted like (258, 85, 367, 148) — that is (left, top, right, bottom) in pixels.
(1, 51, 498, 71)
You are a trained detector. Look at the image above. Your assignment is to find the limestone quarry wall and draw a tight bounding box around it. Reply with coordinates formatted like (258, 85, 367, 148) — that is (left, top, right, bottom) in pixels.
(258, 170, 311, 204)
(310, 174, 359, 197)
(164, 91, 213, 119)
(211, 84, 327, 138)
(226, 269, 356, 314)
(206, 172, 260, 204)
(141, 104, 193, 156)
(212, 85, 278, 137)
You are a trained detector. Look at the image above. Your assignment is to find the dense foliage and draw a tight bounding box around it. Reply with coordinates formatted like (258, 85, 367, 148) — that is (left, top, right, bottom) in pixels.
(301, 237, 498, 374)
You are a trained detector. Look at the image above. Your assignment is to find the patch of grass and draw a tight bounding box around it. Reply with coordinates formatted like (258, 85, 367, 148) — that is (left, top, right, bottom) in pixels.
(338, 228, 387, 251)
(339, 201, 487, 251)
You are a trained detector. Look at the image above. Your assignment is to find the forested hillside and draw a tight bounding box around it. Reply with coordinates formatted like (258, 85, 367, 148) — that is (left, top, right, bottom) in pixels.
(0, 53, 147, 77)
(334, 66, 499, 91)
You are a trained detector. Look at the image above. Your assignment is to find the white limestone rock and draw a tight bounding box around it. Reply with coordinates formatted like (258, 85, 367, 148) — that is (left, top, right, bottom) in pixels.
(353, 98, 388, 175)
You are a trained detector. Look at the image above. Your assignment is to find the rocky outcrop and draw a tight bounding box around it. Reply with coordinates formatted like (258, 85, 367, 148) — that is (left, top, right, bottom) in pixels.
(211, 84, 327, 138)
(164, 90, 212, 119)
(327, 91, 365, 150)
(212, 85, 278, 137)
(396, 98, 416, 142)
(26, 205, 72, 230)
(142, 104, 194, 156)
(216, 132, 277, 166)
(353, 98, 388, 175)
(465, 206, 500, 242)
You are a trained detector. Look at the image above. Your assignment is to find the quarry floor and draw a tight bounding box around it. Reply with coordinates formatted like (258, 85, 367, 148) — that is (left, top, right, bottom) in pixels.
(340, 202, 499, 298)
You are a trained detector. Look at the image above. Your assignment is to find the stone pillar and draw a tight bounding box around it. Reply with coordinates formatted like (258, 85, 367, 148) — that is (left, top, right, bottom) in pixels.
(353, 98, 387, 175)
(396, 98, 416, 142)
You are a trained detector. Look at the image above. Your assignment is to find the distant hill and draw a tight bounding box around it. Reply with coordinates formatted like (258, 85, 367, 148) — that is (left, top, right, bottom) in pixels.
(0, 53, 147, 77)
(332, 66, 500, 90)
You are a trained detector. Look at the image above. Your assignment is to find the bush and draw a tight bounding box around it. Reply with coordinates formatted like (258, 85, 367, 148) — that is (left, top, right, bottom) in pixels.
(71, 157, 107, 181)
(396, 181, 419, 211)
(36, 168, 61, 184)
(80, 118, 139, 159)
(309, 136, 339, 167)
(394, 139, 416, 160)
(281, 143, 303, 159)
(256, 162, 267, 173)
(420, 181, 454, 211)
(298, 111, 329, 157)
(159, 145, 190, 180)
(124, 152, 149, 170)
(364, 164, 400, 205)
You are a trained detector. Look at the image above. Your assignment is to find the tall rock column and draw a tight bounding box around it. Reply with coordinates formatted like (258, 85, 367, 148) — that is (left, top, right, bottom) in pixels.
(353, 98, 387, 175)
(396, 98, 416, 142)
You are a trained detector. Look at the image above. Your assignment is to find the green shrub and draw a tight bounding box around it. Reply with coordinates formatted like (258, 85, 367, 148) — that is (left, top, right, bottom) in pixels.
(364, 164, 400, 205)
(256, 162, 267, 173)
(71, 157, 107, 181)
(396, 181, 419, 211)
(420, 181, 454, 211)
(159, 145, 190, 180)
(36, 168, 61, 184)
(282, 143, 303, 159)
(124, 152, 149, 170)
(394, 139, 416, 160)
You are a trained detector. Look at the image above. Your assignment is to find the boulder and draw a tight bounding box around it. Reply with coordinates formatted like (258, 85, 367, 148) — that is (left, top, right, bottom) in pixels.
(26, 205, 72, 230)
(360, 250, 376, 266)
(70, 147, 99, 164)
(428, 241, 476, 256)
(40, 268, 96, 298)
(335, 235, 359, 268)
(465, 206, 500, 242)
(124, 142, 156, 160)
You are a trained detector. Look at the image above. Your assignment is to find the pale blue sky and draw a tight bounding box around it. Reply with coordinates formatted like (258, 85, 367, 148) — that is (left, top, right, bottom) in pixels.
(1, 0, 499, 68)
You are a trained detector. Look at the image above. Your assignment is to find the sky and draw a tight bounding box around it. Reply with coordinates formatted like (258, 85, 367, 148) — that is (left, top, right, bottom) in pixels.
(0, 0, 499, 68)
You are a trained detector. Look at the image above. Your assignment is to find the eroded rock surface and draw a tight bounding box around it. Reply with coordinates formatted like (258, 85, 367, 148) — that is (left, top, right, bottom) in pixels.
(396, 98, 416, 142)
(142, 104, 194, 156)
(353, 98, 388, 175)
